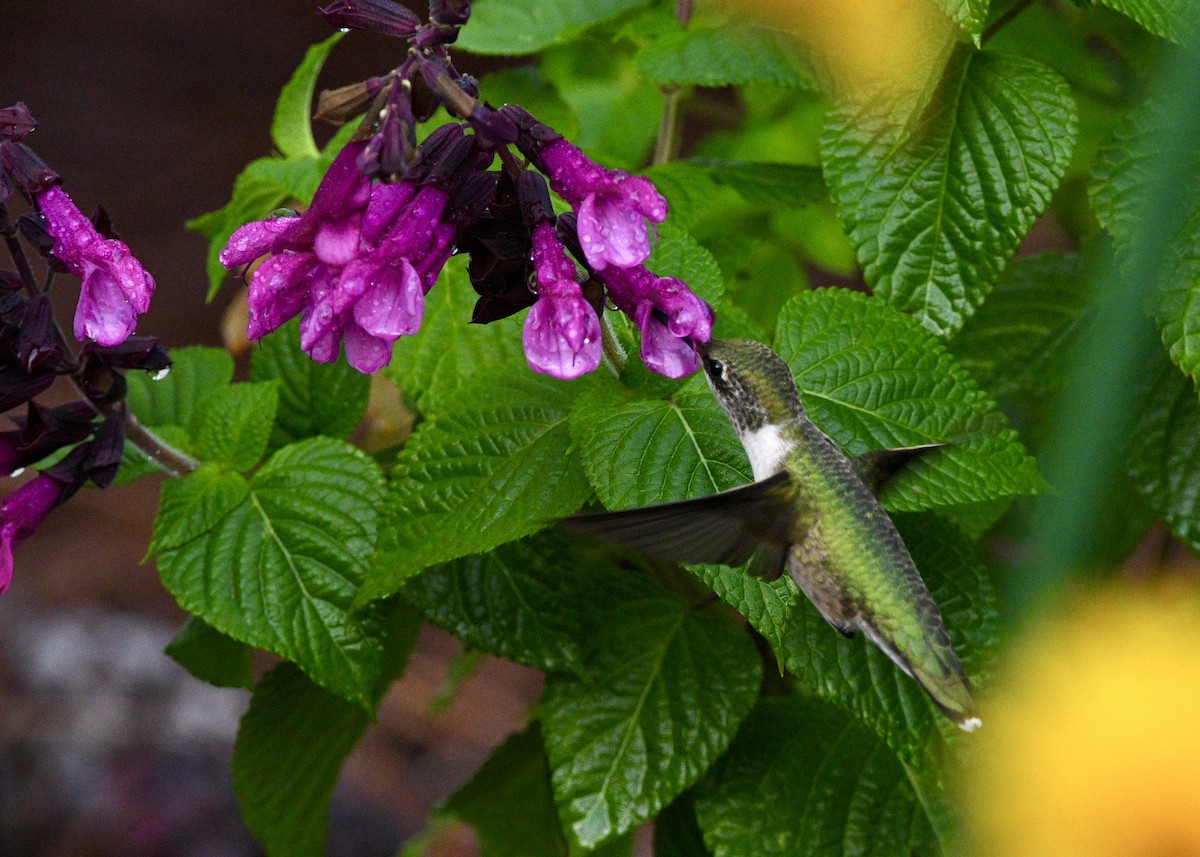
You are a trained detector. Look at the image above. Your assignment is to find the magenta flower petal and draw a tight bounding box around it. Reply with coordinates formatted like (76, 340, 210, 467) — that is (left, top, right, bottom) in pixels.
(636, 304, 700, 379)
(247, 252, 318, 340)
(220, 217, 299, 267)
(361, 181, 417, 246)
(577, 192, 651, 270)
(342, 324, 394, 373)
(312, 214, 363, 267)
(351, 257, 424, 338)
(654, 277, 714, 341)
(0, 473, 66, 596)
(523, 293, 602, 380)
(38, 186, 156, 346)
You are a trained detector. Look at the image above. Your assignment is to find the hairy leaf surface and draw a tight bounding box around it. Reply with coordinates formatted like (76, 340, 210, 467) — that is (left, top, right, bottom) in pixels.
(695, 697, 940, 857)
(541, 572, 760, 848)
(363, 373, 593, 601)
(458, 0, 651, 54)
(404, 534, 586, 674)
(822, 50, 1076, 336)
(776, 289, 1043, 512)
(153, 438, 386, 703)
(636, 25, 817, 88)
(251, 318, 371, 449)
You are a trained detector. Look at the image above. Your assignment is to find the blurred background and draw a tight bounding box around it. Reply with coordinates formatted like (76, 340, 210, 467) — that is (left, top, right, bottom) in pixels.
(1, 3, 539, 855)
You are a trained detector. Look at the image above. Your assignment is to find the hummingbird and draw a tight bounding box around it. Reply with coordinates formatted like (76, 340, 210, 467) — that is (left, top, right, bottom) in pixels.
(565, 338, 981, 731)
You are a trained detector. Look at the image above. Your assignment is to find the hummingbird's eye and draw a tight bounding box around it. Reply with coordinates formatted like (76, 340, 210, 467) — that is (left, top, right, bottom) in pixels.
(705, 357, 724, 381)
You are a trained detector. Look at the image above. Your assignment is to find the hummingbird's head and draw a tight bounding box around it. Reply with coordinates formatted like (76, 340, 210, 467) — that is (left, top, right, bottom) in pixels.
(698, 339, 805, 434)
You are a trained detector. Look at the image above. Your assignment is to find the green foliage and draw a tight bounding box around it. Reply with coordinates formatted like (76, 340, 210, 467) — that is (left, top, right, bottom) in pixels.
(540, 569, 761, 848)
(362, 372, 594, 601)
(695, 696, 941, 857)
(149, 5, 1200, 857)
(232, 605, 419, 857)
(823, 49, 1077, 336)
(165, 617, 253, 689)
(775, 290, 1043, 512)
(250, 318, 371, 449)
(635, 24, 818, 89)
(152, 438, 387, 704)
(456, 0, 651, 55)
(403, 533, 586, 674)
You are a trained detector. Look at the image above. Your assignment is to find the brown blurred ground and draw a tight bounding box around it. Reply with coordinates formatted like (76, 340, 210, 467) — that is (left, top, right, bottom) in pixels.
(1, 3, 542, 855)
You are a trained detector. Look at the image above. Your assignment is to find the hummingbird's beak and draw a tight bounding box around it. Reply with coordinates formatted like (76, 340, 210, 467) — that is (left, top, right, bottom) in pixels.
(696, 339, 712, 358)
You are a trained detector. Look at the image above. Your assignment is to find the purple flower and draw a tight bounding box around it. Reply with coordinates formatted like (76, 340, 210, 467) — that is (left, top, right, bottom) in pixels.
(522, 223, 601, 379)
(221, 133, 485, 373)
(0, 473, 65, 595)
(36, 185, 155, 346)
(539, 140, 667, 271)
(599, 263, 713, 379)
(503, 107, 668, 272)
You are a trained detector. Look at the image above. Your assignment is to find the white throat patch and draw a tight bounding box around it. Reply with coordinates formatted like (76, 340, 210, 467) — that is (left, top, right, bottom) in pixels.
(738, 423, 795, 481)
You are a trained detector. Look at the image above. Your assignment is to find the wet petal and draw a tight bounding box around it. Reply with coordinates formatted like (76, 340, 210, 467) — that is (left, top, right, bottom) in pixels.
(342, 323, 394, 373)
(577, 192, 651, 270)
(522, 293, 602, 380)
(352, 257, 424, 338)
(220, 217, 300, 267)
(636, 303, 699, 379)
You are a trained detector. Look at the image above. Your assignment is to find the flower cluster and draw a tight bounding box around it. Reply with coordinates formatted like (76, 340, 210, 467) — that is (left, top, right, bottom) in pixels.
(0, 103, 167, 593)
(222, 0, 713, 380)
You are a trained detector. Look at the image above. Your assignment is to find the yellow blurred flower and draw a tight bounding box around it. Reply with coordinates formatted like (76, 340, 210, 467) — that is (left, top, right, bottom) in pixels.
(716, 0, 958, 125)
(961, 584, 1200, 857)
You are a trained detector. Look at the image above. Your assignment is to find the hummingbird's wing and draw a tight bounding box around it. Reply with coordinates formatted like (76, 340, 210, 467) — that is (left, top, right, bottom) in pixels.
(562, 472, 802, 567)
(854, 443, 949, 494)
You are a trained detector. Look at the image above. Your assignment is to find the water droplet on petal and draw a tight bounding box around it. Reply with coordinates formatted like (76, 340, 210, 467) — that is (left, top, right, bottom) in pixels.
(10, 467, 25, 478)
(152, 366, 171, 381)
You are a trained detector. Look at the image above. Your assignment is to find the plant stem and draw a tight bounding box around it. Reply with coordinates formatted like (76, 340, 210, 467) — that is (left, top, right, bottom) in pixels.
(600, 313, 627, 376)
(653, 86, 683, 166)
(116, 406, 201, 477)
(981, 0, 1035, 45)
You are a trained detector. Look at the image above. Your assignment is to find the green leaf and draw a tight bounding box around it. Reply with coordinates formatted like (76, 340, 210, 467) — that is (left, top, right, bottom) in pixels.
(149, 463, 250, 554)
(822, 49, 1077, 336)
(479, 65, 580, 141)
(233, 664, 371, 857)
(694, 696, 940, 857)
(1094, 0, 1199, 43)
(187, 156, 325, 300)
(776, 289, 1043, 512)
(193, 381, 280, 471)
(646, 223, 724, 306)
(1092, 100, 1200, 384)
(271, 33, 343, 159)
(635, 25, 818, 89)
(642, 163, 727, 232)
(938, 0, 988, 38)
(363, 373, 593, 602)
(153, 437, 387, 704)
(698, 160, 826, 211)
(540, 36, 661, 169)
(457, 0, 652, 54)
(385, 258, 526, 415)
(126, 346, 234, 441)
(1128, 360, 1200, 554)
(441, 724, 568, 857)
(250, 317, 371, 449)
(949, 252, 1089, 399)
(541, 571, 761, 849)
(165, 616, 253, 689)
(570, 376, 749, 509)
(403, 533, 586, 674)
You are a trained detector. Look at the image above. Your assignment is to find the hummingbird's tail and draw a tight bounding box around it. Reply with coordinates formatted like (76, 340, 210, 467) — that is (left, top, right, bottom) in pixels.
(860, 625, 982, 731)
